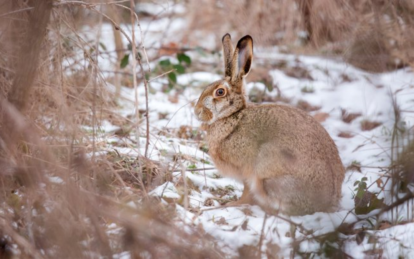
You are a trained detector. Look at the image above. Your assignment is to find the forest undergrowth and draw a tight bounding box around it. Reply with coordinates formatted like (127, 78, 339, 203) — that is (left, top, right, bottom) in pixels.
(0, 0, 413, 258)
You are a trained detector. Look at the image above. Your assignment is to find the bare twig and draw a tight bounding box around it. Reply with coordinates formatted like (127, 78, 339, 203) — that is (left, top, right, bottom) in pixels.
(258, 212, 268, 257)
(0, 7, 33, 18)
(132, 11, 151, 158)
(180, 161, 189, 211)
(172, 167, 216, 172)
(148, 69, 175, 82)
(128, 0, 140, 154)
(379, 193, 414, 215)
(91, 4, 104, 165)
(54, 0, 130, 7)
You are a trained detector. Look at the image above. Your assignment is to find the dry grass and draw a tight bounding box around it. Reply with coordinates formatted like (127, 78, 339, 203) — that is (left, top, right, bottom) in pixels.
(0, 1, 225, 258)
(186, 0, 414, 72)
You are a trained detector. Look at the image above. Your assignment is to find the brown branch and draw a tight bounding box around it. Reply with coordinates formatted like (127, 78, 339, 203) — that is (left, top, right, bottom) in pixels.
(128, 0, 141, 155)
(7, 0, 54, 111)
(378, 192, 414, 215)
(131, 11, 151, 158)
(172, 167, 216, 172)
(0, 7, 33, 18)
(258, 212, 268, 256)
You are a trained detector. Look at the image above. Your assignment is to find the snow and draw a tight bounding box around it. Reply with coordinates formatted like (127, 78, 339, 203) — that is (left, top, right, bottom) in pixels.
(73, 4, 414, 257)
(99, 50, 413, 256)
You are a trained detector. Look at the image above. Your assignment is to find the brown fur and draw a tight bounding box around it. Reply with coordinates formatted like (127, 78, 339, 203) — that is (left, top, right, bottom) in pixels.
(194, 34, 344, 215)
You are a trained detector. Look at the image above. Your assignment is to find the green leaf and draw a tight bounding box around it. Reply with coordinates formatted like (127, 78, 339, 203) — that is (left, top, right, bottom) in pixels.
(159, 59, 171, 67)
(353, 181, 360, 186)
(173, 64, 185, 74)
(120, 54, 130, 68)
(361, 177, 368, 182)
(265, 82, 274, 92)
(177, 53, 191, 65)
(187, 164, 197, 169)
(360, 181, 367, 189)
(225, 185, 235, 192)
(200, 159, 210, 164)
(356, 188, 365, 199)
(168, 72, 177, 84)
(99, 42, 107, 51)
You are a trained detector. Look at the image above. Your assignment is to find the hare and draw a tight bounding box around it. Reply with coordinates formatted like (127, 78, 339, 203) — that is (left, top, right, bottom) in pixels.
(194, 34, 345, 215)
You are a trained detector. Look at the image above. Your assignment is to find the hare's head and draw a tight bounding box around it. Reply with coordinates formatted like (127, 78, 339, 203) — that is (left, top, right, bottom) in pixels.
(194, 34, 253, 124)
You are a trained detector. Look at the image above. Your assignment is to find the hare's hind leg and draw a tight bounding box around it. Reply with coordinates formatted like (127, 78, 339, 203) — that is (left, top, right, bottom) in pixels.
(227, 181, 256, 206)
(263, 176, 317, 215)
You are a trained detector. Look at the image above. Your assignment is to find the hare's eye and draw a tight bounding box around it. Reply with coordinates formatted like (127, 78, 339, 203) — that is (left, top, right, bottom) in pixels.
(215, 88, 226, 97)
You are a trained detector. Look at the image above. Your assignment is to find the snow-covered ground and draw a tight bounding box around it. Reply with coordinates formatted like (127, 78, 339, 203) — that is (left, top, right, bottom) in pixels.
(79, 3, 414, 258)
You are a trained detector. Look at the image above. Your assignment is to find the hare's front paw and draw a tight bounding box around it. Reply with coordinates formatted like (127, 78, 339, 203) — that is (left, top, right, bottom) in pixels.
(226, 200, 247, 207)
(226, 195, 255, 207)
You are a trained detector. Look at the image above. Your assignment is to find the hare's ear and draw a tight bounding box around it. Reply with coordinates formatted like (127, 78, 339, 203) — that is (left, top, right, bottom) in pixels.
(235, 35, 253, 78)
(222, 33, 235, 78)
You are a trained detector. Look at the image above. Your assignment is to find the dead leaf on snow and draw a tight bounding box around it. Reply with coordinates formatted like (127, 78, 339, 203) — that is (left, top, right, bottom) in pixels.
(364, 248, 383, 257)
(241, 219, 249, 230)
(296, 100, 321, 112)
(338, 132, 354, 138)
(168, 93, 179, 104)
(341, 109, 362, 123)
(204, 198, 214, 207)
(378, 221, 392, 230)
(313, 112, 329, 123)
(361, 120, 382, 131)
(241, 207, 253, 216)
(216, 217, 228, 225)
(376, 178, 383, 188)
(356, 230, 365, 245)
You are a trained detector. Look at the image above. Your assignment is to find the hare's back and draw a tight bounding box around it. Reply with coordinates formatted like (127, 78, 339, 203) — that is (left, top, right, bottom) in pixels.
(242, 104, 343, 175)
(243, 104, 334, 145)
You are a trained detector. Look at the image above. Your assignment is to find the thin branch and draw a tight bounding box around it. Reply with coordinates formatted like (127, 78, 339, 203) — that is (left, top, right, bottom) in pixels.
(172, 167, 216, 173)
(0, 7, 33, 18)
(378, 192, 414, 215)
(131, 11, 151, 158)
(53, 0, 130, 7)
(258, 212, 268, 257)
(71, 4, 133, 47)
(148, 69, 175, 82)
(91, 4, 104, 166)
(99, 46, 213, 55)
(128, 0, 140, 154)
(180, 161, 189, 211)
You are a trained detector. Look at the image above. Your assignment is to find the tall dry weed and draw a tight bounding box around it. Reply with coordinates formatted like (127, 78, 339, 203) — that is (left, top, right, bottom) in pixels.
(186, 0, 414, 72)
(0, 1, 225, 258)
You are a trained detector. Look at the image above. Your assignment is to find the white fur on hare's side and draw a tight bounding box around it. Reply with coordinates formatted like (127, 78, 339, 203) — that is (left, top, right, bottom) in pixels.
(194, 34, 345, 216)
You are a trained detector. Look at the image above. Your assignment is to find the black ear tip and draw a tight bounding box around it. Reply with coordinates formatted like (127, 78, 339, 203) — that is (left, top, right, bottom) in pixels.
(222, 33, 231, 42)
(240, 35, 253, 43)
(237, 35, 253, 48)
